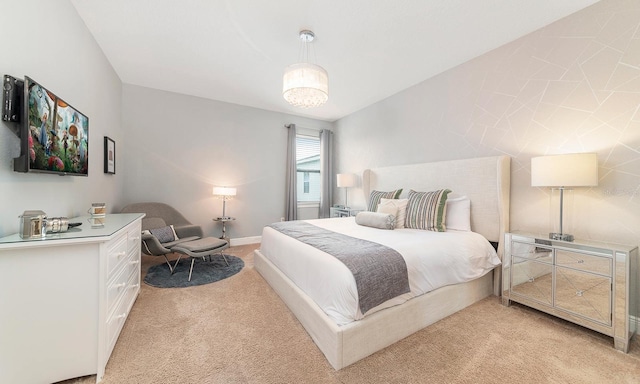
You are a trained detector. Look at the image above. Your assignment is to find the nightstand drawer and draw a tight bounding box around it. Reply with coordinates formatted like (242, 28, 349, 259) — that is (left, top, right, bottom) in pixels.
(511, 258, 553, 306)
(511, 241, 553, 262)
(555, 266, 611, 325)
(555, 249, 611, 277)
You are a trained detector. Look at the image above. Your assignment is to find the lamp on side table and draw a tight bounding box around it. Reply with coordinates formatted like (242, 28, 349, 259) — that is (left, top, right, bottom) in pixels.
(336, 173, 356, 208)
(531, 153, 598, 242)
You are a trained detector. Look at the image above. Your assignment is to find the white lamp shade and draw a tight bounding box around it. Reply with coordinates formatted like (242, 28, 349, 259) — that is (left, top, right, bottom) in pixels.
(212, 186, 237, 196)
(283, 63, 329, 108)
(531, 153, 598, 187)
(336, 173, 357, 188)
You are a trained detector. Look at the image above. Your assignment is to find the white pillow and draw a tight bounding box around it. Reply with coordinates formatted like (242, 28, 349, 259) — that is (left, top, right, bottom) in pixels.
(446, 195, 471, 231)
(376, 201, 397, 217)
(378, 198, 408, 229)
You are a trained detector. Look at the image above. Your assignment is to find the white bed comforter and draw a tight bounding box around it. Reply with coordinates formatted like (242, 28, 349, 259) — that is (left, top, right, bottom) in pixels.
(259, 217, 501, 326)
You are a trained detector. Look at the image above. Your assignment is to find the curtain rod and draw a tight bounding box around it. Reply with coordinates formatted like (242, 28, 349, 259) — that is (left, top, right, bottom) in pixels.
(285, 124, 331, 132)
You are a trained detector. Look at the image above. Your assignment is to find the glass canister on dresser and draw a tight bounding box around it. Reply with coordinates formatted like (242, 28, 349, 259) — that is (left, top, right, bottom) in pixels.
(19, 210, 47, 239)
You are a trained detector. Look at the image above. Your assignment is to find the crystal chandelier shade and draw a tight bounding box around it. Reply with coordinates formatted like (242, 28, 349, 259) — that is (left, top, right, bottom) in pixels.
(283, 30, 329, 108)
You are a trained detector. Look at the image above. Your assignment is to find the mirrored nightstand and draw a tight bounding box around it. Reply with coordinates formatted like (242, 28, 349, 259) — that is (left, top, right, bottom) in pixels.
(330, 207, 362, 217)
(502, 231, 639, 352)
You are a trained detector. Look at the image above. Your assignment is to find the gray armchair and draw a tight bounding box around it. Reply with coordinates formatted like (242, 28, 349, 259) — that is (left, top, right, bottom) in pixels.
(120, 202, 228, 275)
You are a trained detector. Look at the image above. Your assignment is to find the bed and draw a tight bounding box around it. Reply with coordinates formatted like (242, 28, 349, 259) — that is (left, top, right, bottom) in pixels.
(254, 155, 511, 369)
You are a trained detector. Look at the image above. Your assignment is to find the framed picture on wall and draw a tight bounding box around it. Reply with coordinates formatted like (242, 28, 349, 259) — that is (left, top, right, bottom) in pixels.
(104, 136, 115, 174)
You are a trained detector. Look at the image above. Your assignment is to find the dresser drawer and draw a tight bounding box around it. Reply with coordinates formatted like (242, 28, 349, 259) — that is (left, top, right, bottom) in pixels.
(107, 264, 130, 316)
(107, 234, 128, 279)
(106, 270, 139, 358)
(556, 249, 611, 277)
(127, 222, 142, 253)
(106, 255, 139, 315)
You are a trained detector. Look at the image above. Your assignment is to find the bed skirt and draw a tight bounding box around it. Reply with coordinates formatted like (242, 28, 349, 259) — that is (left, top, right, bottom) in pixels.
(254, 249, 495, 370)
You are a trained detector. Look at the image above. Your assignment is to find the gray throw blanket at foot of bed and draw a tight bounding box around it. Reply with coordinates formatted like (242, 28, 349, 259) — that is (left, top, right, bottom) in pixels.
(268, 221, 410, 314)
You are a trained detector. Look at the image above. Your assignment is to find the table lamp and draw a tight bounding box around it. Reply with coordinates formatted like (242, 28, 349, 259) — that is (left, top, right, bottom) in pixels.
(336, 173, 357, 208)
(531, 153, 598, 242)
(212, 186, 237, 219)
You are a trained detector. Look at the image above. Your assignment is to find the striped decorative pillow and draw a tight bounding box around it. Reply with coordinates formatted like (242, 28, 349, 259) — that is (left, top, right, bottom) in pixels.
(405, 189, 451, 231)
(367, 189, 402, 212)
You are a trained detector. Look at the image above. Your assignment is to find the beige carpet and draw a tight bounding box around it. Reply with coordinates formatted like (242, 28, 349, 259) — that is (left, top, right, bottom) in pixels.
(62, 244, 640, 384)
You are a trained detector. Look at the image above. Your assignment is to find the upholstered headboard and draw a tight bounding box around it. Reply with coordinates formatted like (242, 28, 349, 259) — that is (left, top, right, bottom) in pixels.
(362, 156, 511, 260)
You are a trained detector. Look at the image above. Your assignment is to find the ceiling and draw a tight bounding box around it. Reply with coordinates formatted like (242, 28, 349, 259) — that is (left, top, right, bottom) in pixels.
(70, 0, 600, 122)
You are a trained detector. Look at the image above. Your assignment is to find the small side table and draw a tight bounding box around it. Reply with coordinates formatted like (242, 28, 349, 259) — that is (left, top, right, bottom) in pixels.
(213, 217, 235, 241)
(330, 207, 363, 218)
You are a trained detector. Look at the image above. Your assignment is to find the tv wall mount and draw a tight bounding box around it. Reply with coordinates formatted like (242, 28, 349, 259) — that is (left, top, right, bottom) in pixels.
(3, 74, 24, 137)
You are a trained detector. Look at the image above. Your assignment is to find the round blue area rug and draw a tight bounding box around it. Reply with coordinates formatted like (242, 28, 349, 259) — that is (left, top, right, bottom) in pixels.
(144, 254, 244, 288)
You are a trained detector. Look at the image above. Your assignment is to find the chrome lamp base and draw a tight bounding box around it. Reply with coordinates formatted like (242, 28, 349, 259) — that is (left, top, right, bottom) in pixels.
(549, 232, 574, 242)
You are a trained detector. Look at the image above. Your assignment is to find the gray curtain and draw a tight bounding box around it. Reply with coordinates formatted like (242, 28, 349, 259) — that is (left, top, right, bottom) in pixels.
(285, 124, 297, 221)
(319, 129, 334, 218)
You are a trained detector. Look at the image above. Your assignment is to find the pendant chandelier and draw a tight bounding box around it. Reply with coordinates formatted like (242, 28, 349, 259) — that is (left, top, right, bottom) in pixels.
(283, 30, 329, 108)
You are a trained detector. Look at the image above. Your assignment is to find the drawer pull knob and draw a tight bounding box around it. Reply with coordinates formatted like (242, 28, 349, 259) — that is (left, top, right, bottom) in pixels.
(131, 236, 140, 241)
(109, 313, 127, 324)
(129, 260, 140, 265)
(130, 284, 140, 289)
(115, 283, 126, 289)
(114, 251, 126, 259)
(576, 290, 584, 297)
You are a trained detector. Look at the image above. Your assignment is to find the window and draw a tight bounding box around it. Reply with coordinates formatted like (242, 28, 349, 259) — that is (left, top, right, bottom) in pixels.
(303, 172, 310, 193)
(296, 134, 320, 203)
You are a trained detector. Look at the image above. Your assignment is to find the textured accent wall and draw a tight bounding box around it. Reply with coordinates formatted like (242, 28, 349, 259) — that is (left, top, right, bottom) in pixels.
(335, 0, 640, 245)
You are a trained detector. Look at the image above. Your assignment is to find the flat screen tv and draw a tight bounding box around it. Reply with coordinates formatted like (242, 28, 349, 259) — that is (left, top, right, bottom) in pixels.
(14, 76, 88, 176)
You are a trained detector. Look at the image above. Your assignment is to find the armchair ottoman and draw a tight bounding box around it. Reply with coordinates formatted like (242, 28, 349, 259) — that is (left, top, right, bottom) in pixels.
(171, 237, 229, 281)
(121, 202, 230, 281)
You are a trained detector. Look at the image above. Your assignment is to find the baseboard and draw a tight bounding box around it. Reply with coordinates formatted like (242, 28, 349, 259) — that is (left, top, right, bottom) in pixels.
(230, 236, 261, 247)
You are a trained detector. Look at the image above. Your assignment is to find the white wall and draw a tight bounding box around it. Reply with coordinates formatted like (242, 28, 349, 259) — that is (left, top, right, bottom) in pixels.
(335, 0, 640, 246)
(0, 0, 124, 237)
(120, 85, 332, 241)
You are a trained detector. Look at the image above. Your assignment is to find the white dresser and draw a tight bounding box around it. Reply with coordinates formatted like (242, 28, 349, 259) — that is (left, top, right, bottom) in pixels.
(0, 213, 144, 384)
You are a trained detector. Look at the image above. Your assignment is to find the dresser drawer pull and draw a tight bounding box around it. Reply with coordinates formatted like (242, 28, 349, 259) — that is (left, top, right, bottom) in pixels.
(131, 235, 140, 241)
(109, 313, 127, 324)
(129, 260, 140, 265)
(114, 282, 126, 289)
(113, 251, 126, 259)
(129, 283, 140, 290)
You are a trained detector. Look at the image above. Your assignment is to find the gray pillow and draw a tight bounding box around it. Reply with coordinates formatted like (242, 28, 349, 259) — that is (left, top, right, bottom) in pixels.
(149, 225, 179, 243)
(355, 211, 396, 230)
